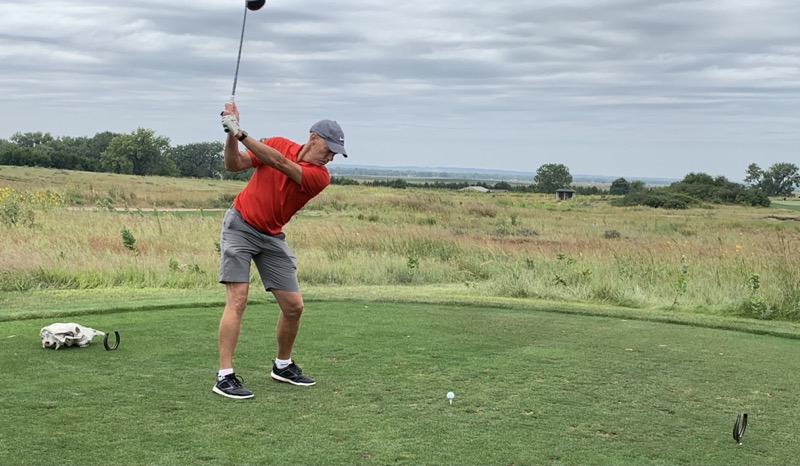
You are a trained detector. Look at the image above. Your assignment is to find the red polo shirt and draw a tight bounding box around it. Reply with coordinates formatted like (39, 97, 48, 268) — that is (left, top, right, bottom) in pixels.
(233, 137, 330, 235)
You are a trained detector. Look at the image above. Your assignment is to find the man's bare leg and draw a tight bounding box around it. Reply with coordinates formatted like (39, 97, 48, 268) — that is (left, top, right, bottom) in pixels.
(270, 290, 315, 386)
(272, 289, 304, 359)
(219, 282, 250, 369)
(213, 282, 254, 399)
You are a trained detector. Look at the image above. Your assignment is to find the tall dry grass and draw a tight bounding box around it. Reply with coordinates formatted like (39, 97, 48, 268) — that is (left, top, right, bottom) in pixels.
(1, 167, 798, 320)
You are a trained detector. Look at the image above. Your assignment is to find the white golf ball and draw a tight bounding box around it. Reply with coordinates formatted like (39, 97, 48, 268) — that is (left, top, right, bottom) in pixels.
(447, 391, 455, 399)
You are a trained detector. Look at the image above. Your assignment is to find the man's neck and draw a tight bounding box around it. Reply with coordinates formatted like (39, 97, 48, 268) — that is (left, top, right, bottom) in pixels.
(296, 144, 308, 162)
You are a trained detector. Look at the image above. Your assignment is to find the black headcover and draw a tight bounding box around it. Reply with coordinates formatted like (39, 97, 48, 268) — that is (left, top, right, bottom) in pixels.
(247, 0, 266, 11)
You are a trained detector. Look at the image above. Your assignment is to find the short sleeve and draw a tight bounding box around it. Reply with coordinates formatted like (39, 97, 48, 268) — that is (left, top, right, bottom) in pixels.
(300, 165, 331, 195)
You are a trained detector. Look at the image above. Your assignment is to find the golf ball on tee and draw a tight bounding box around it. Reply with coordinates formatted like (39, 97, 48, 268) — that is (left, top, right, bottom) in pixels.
(447, 391, 454, 400)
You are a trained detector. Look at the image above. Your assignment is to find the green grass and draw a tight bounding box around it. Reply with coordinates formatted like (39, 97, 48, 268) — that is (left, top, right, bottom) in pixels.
(3, 300, 800, 465)
(771, 198, 800, 213)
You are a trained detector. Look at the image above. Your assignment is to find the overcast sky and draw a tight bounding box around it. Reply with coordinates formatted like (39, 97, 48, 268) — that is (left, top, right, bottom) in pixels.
(1, 0, 798, 180)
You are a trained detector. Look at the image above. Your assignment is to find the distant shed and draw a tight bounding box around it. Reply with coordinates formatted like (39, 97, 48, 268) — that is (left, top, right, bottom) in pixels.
(556, 188, 577, 200)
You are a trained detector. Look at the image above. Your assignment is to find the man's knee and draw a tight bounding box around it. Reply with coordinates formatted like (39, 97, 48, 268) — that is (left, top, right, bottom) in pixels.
(276, 292, 304, 321)
(225, 283, 249, 315)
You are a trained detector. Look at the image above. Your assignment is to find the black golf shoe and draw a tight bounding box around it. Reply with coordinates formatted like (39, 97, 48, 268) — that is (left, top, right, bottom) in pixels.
(213, 373, 254, 399)
(270, 362, 316, 386)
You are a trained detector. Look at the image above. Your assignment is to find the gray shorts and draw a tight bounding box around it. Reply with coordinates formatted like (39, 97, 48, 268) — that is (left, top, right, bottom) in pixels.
(218, 207, 300, 292)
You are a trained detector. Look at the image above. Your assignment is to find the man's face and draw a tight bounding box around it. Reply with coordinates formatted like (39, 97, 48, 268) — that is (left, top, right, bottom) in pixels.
(307, 133, 336, 166)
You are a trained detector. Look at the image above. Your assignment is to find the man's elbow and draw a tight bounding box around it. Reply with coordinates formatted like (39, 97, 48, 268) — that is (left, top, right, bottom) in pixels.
(224, 160, 244, 172)
(267, 156, 288, 170)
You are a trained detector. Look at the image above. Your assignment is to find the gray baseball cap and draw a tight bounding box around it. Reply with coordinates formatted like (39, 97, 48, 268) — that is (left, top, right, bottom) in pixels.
(310, 119, 347, 157)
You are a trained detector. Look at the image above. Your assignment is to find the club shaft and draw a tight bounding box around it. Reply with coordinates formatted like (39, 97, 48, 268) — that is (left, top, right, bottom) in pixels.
(231, 2, 249, 97)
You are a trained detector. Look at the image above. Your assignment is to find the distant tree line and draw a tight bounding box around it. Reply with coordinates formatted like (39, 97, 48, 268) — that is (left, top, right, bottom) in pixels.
(0, 129, 250, 181)
(338, 163, 793, 209)
(3, 130, 797, 209)
(344, 163, 577, 193)
(329, 167, 526, 181)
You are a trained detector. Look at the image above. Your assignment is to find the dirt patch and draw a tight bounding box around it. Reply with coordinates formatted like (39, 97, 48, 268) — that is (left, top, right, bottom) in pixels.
(767, 215, 800, 222)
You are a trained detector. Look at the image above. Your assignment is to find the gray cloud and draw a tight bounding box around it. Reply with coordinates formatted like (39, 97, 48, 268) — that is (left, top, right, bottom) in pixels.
(1, 0, 798, 179)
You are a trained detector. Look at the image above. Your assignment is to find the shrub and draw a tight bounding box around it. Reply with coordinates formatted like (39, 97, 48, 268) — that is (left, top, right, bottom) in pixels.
(121, 227, 137, 252)
(0, 189, 36, 228)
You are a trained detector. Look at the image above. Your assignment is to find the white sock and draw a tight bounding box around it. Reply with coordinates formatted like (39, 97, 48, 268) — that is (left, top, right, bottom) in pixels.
(275, 358, 292, 369)
(218, 368, 234, 381)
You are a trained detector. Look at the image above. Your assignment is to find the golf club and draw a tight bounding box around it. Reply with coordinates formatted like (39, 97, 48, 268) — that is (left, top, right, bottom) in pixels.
(225, 0, 266, 132)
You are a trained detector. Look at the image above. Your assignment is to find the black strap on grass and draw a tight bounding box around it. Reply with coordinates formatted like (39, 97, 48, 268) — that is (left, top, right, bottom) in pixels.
(103, 331, 120, 351)
(733, 413, 748, 443)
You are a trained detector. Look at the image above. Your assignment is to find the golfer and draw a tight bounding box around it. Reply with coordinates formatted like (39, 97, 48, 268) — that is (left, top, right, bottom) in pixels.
(213, 101, 347, 399)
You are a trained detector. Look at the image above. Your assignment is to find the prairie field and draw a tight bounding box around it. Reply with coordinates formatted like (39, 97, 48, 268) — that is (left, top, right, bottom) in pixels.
(1, 165, 799, 321)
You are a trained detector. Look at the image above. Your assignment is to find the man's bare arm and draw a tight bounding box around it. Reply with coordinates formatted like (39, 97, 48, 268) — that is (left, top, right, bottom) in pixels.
(240, 135, 302, 184)
(223, 133, 254, 172)
(219, 100, 300, 182)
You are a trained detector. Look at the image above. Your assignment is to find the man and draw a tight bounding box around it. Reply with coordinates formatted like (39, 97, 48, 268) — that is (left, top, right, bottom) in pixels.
(213, 101, 347, 399)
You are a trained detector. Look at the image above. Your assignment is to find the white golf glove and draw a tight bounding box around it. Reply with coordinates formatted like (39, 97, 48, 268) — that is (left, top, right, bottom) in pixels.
(221, 114, 240, 135)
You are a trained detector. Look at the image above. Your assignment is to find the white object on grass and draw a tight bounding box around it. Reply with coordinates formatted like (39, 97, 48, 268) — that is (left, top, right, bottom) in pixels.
(40, 323, 105, 350)
(447, 391, 455, 405)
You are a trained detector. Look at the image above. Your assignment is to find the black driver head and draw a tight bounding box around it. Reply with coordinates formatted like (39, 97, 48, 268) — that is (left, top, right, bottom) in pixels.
(247, 0, 266, 11)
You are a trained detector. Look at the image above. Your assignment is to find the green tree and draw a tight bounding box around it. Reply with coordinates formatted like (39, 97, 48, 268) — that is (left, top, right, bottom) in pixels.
(3, 132, 56, 167)
(83, 131, 120, 172)
(533, 163, 572, 193)
(744, 163, 763, 185)
(671, 172, 719, 200)
(9, 131, 54, 148)
(609, 177, 629, 195)
(0, 139, 23, 165)
(0, 143, 52, 167)
(99, 144, 134, 174)
(27, 146, 53, 167)
(745, 162, 800, 197)
(47, 136, 93, 170)
(629, 180, 646, 193)
(100, 128, 174, 176)
(168, 142, 224, 178)
(763, 163, 800, 197)
(88, 131, 118, 156)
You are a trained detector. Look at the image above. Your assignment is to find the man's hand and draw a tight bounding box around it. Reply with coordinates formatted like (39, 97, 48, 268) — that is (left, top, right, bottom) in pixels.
(222, 114, 241, 136)
(221, 100, 240, 120)
(220, 100, 241, 134)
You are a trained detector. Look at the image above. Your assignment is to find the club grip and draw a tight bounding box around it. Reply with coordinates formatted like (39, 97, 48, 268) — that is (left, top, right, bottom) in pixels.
(224, 95, 235, 132)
